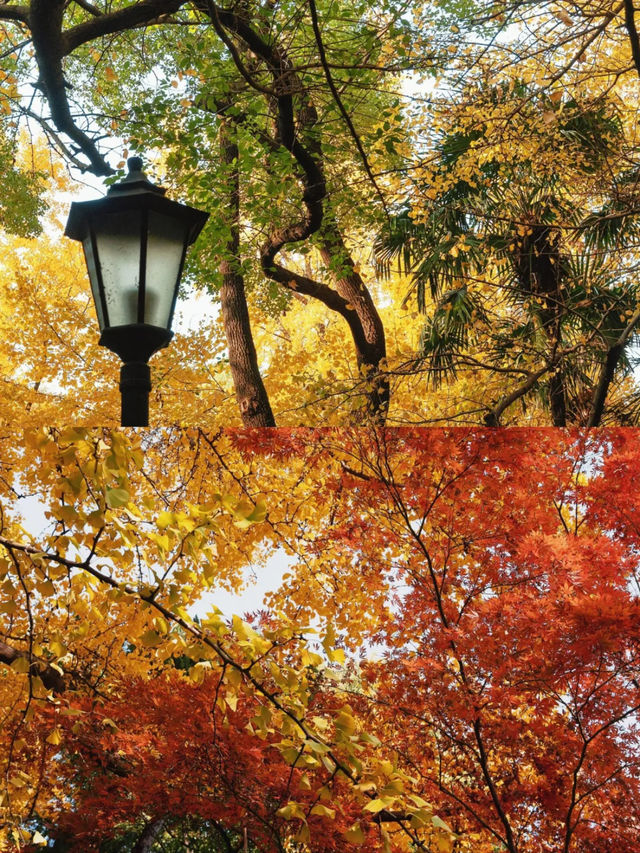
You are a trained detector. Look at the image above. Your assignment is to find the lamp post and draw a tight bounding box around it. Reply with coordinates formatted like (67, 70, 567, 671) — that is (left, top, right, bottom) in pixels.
(65, 156, 209, 426)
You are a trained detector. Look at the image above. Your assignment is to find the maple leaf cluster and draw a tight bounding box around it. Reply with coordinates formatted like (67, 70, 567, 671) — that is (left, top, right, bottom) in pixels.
(0, 428, 638, 852)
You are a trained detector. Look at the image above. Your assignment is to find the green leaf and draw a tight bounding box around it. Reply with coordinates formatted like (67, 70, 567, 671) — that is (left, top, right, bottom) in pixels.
(106, 487, 130, 508)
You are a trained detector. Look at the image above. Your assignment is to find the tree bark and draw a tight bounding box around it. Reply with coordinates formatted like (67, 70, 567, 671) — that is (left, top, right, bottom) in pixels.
(548, 369, 567, 427)
(515, 224, 567, 425)
(319, 223, 389, 421)
(587, 342, 624, 426)
(132, 818, 165, 853)
(219, 117, 276, 427)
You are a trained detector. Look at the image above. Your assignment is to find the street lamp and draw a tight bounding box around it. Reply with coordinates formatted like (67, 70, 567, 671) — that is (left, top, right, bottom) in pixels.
(65, 156, 209, 427)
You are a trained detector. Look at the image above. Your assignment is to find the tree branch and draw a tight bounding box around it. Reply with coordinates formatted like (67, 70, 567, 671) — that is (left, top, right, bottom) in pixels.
(132, 818, 165, 853)
(204, 0, 276, 97)
(29, 0, 112, 175)
(624, 0, 640, 79)
(587, 305, 640, 426)
(63, 0, 188, 52)
(71, 0, 102, 16)
(484, 363, 552, 426)
(198, 1, 327, 265)
(0, 4, 29, 24)
(0, 639, 65, 693)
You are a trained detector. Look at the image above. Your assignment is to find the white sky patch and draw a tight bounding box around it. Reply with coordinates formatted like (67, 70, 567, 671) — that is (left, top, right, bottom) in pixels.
(14, 488, 288, 619)
(195, 550, 293, 620)
(172, 284, 219, 333)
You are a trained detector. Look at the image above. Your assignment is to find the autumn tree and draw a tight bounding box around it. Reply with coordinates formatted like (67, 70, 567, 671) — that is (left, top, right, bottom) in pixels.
(375, 83, 640, 426)
(0, 427, 458, 851)
(363, 0, 640, 426)
(265, 428, 640, 851)
(2, 427, 640, 850)
(24, 670, 383, 851)
(0, 0, 430, 424)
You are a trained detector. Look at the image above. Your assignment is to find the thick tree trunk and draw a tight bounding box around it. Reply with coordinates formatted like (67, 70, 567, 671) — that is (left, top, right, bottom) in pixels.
(132, 818, 165, 853)
(548, 367, 566, 426)
(219, 118, 276, 427)
(516, 225, 567, 425)
(587, 342, 623, 426)
(319, 223, 389, 422)
(544, 313, 566, 427)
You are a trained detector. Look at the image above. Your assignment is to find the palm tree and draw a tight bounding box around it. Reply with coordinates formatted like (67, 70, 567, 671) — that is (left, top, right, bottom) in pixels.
(375, 87, 640, 425)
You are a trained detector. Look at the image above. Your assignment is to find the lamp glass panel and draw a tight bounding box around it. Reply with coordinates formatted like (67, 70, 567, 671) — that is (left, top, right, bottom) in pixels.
(94, 210, 142, 327)
(144, 211, 187, 328)
(82, 234, 106, 329)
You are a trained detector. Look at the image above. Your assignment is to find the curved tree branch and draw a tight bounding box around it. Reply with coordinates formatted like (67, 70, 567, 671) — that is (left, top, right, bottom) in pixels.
(29, 0, 112, 174)
(9, 0, 193, 176)
(587, 305, 640, 426)
(63, 0, 188, 52)
(0, 4, 28, 24)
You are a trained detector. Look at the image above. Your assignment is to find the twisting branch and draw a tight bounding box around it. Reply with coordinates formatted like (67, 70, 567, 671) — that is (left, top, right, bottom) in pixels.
(28, 0, 112, 175)
(205, 1, 276, 98)
(0, 0, 193, 175)
(200, 0, 388, 419)
(201, 2, 327, 263)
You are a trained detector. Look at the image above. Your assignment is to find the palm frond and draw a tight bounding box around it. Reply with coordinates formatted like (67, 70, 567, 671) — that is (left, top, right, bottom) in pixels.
(372, 210, 417, 279)
(419, 286, 484, 386)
